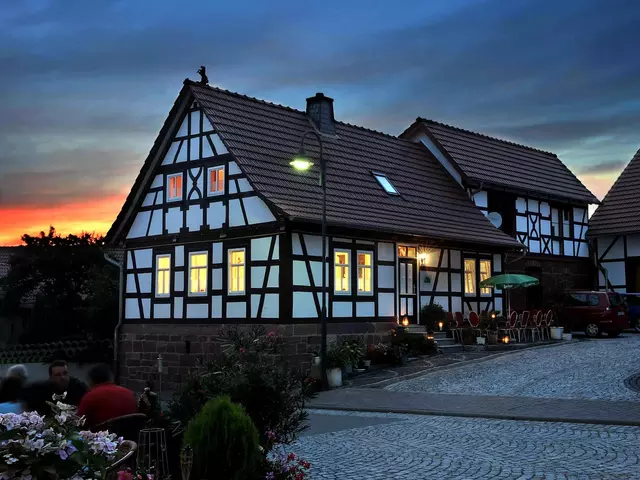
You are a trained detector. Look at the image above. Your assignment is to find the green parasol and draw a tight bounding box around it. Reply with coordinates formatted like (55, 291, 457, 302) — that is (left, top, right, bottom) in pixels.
(479, 274, 540, 316)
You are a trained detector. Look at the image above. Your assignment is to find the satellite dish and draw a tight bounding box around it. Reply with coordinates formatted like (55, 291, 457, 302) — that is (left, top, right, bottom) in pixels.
(488, 211, 503, 228)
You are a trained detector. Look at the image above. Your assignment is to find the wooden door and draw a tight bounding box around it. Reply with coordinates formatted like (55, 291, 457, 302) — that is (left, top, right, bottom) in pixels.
(399, 258, 418, 324)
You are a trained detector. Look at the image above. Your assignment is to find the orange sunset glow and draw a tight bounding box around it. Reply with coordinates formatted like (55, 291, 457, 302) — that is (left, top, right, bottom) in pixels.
(0, 195, 126, 246)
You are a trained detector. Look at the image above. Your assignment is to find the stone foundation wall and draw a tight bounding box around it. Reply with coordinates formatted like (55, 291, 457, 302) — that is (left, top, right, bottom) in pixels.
(118, 321, 394, 392)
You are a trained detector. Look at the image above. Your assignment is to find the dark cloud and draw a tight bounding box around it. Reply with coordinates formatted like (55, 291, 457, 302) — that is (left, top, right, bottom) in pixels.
(1, 0, 639, 211)
(576, 160, 629, 176)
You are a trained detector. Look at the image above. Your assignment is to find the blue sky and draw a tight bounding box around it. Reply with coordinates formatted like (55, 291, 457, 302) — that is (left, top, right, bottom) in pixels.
(1, 0, 639, 243)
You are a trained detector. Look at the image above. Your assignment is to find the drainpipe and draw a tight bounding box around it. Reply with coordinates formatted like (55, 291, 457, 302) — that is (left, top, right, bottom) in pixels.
(103, 252, 124, 380)
(505, 248, 528, 267)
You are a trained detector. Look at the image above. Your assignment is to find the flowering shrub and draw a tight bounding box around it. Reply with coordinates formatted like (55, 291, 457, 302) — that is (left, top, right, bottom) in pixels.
(0, 400, 124, 479)
(261, 431, 310, 480)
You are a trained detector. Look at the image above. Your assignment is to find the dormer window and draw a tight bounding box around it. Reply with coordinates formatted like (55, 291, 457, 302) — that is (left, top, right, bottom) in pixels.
(373, 173, 399, 195)
(167, 173, 183, 201)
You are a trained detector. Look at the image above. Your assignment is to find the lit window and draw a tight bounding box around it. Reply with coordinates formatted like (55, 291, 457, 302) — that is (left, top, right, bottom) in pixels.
(208, 166, 225, 196)
(373, 173, 399, 195)
(479, 259, 491, 295)
(464, 259, 476, 296)
(189, 252, 207, 296)
(357, 252, 373, 294)
(229, 249, 245, 295)
(167, 173, 183, 201)
(397, 246, 416, 257)
(156, 255, 171, 297)
(334, 250, 350, 294)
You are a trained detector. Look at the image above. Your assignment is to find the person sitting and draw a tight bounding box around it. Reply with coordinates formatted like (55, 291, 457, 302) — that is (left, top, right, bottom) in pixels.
(0, 376, 25, 414)
(21, 360, 88, 415)
(77, 363, 138, 428)
(7, 364, 28, 383)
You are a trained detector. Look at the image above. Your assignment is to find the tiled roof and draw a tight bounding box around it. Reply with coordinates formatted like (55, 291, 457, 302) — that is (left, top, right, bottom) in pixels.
(588, 149, 640, 237)
(187, 82, 521, 249)
(403, 119, 599, 205)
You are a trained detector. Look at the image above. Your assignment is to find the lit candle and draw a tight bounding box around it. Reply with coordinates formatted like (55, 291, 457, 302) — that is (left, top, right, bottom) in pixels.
(438, 321, 443, 331)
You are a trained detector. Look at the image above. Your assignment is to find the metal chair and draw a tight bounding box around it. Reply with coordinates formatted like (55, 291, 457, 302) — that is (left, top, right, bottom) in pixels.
(468, 311, 482, 337)
(517, 311, 530, 342)
(105, 440, 137, 479)
(528, 311, 542, 342)
(94, 413, 148, 441)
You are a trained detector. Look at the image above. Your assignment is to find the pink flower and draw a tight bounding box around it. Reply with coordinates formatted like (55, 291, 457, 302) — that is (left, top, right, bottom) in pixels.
(267, 331, 276, 337)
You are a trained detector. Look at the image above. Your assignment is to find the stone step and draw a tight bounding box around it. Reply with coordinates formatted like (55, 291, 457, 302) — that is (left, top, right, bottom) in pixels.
(438, 344, 464, 354)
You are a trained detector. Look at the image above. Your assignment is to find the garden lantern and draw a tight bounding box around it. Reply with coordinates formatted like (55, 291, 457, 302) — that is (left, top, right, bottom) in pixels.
(502, 335, 510, 344)
(438, 321, 444, 331)
(402, 317, 410, 327)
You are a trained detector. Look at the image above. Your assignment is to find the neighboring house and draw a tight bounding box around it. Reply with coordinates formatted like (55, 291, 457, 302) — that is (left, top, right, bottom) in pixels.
(588, 149, 640, 293)
(106, 80, 522, 389)
(401, 119, 599, 309)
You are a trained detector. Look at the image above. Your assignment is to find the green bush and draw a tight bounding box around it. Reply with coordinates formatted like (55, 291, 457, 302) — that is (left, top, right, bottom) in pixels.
(391, 330, 437, 356)
(183, 396, 261, 480)
(420, 303, 447, 330)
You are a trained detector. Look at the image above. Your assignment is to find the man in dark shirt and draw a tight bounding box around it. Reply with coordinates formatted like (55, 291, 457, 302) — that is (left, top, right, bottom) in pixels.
(77, 363, 137, 427)
(21, 360, 88, 414)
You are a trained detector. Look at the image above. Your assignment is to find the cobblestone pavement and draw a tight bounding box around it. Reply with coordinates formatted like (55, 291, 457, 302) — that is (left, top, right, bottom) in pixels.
(386, 336, 640, 401)
(295, 410, 640, 479)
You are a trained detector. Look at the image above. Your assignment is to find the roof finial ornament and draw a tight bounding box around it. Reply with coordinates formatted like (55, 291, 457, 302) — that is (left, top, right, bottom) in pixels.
(197, 65, 209, 85)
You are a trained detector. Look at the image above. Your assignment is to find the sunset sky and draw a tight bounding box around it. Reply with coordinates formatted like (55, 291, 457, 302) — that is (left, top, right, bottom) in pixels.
(2, 0, 640, 246)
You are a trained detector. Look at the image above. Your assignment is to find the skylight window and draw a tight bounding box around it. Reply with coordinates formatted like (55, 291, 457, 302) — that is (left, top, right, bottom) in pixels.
(373, 173, 399, 195)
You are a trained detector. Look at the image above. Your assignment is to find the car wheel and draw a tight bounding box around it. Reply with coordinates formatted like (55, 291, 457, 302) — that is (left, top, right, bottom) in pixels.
(608, 331, 621, 338)
(585, 323, 600, 338)
(634, 318, 640, 333)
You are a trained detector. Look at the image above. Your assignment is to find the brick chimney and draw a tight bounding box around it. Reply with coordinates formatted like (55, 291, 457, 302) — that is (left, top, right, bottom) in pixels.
(306, 93, 335, 135)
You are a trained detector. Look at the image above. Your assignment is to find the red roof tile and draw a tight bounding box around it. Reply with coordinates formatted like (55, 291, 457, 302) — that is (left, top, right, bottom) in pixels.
(403, 119, 598, 205)
(588, 149, 640, 237)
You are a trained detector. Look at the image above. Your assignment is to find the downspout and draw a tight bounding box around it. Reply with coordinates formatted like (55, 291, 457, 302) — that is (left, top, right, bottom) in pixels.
(103, 252, 124, 380)
(505, 247, 528, 267)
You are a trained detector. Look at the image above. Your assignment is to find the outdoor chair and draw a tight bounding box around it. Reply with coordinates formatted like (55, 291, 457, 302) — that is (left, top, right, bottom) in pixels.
(468, 311, 482, 337)
(528, 311, 542, 342)
(447, 312, 460, 342)
(544, 310, 555, 339)
(517, 311, 530, 342)
(94, 413, 148, 442)
(105, 440, 137, 480)
(539, 311, 548, 340)
(505, 310, 518, 341)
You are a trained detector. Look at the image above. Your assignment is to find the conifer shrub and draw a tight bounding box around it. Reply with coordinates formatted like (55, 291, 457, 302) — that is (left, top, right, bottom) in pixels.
(183, 395, 261, 480)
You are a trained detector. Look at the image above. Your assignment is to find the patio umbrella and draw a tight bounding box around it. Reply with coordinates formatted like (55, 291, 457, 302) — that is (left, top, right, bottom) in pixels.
(479, 274, 540, 317)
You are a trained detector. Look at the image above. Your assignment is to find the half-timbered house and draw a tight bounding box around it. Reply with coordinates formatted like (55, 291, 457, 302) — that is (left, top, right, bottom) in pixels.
(401, 120, 599, 309)
(107, 79, 523, 389)
(589, 149, 640, 292)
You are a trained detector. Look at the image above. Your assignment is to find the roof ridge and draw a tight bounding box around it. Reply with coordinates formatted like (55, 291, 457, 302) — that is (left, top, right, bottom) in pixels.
(185, 79, 413, 144)
(185, 78, 305, 115)
(418, 117, 556, 156)
(591, 147, 640, 221)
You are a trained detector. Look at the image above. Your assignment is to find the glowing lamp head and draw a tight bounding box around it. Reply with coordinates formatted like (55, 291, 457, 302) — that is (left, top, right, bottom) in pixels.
(290, 157, 314, 171)
(502, 335, 510, 344)
(402, 318, 409, 327)
(438, 321, 444, 330)
(491, 313, 496, 319)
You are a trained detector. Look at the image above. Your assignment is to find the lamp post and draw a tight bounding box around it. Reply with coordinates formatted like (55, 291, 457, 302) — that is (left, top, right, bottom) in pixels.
(290, 130, 328, 390)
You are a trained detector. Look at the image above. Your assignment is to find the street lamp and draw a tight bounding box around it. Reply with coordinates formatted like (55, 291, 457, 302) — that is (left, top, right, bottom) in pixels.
(291, 130, 328, 390)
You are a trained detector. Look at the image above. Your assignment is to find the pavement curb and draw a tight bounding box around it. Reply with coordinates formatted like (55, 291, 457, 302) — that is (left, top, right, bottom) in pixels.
(360, 340, 579, 389)
(308, 404, 640, 427)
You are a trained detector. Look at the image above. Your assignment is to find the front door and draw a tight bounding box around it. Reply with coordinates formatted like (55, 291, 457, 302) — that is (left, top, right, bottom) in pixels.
(399, 258, 418, 324)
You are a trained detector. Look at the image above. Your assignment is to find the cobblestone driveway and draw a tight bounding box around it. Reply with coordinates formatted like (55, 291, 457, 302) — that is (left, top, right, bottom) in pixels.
(295, 410, 640, 479)
(386, 336, 640, 401)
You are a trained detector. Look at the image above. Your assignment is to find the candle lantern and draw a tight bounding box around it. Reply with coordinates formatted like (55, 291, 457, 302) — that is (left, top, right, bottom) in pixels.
(502, 335, 510, 344)
(402, 318, 409, 327)
(438, 321, 444, 331)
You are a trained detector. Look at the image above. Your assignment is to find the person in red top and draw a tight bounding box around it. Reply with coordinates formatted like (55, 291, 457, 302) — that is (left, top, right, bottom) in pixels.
(77, 363, 138, 427)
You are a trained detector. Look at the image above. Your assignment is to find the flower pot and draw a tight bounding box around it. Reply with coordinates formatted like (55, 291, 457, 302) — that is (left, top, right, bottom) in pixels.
(562, 333, 572, 341)
(343, 364, 353, 374)
(363, 359, 372, 368)
(327, 367, 342, 388)
(549, 326, 564, 340)
(312, 356, 321, 365)
(476, 336, 486, 345)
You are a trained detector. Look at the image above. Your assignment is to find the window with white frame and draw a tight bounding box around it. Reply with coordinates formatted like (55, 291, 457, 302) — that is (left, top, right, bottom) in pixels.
(334, 250, 350, 294)
(373, 172, 399, 195)
(167, 173, 183, 201)
(228, 248, 246, 294)
(464, 259, 476, 296)
(156, 255, 171, 297)
(188, 252, 208, 296)
(479, 259, 491, 295)
(208, 166, 225, 196)
(357, 251, 373, 294)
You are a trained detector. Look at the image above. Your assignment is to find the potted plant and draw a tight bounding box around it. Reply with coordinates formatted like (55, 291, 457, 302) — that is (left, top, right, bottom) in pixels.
(561, 318, 573, 341)
(362, 345, 373, 368)
(549, 324, 564, 340)
(420, 303, 447, 332)
(326, 345, 344, 388)
(310, 351, 321, 365)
